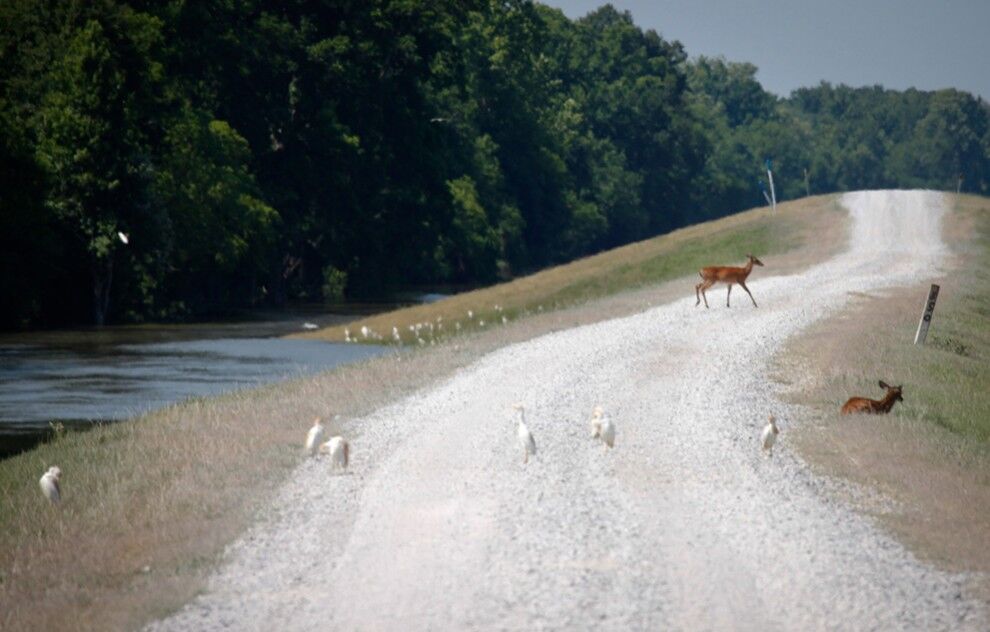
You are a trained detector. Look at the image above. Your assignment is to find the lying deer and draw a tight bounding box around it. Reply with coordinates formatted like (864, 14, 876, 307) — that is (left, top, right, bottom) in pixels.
(840, 381, 904, 415)
(695, 254, 764, 308)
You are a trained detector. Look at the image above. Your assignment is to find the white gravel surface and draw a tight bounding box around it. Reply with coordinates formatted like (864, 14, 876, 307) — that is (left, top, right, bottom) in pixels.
(148, 190, 985, 631)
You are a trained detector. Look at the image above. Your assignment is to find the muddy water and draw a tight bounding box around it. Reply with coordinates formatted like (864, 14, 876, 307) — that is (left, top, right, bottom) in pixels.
(0, 313, 389, 457)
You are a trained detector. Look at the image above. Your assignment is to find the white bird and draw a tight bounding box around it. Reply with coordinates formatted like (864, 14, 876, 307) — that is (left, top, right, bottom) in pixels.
(590, 406, 604, 438)
(761, 415, 779, 457)
(512, 404, 537, 464)
(117, 231, 129, 245)
(598, 414, 615, 449)
(319, 436, 350, 470)
(302, 322, 319, 330)
(39, 466, 61, 504)
(304, 417, 326, 456)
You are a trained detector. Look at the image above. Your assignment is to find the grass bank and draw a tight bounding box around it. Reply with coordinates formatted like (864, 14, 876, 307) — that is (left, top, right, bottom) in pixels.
(773, 193, 990, 598)
(0, 196, 844, 631)
(294, 195, 846, 345)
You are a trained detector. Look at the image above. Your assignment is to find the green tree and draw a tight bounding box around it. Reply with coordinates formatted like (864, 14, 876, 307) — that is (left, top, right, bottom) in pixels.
(154, 111, 280, 313)
(34, 18, 161, 324)
(0, 108, 54, 328)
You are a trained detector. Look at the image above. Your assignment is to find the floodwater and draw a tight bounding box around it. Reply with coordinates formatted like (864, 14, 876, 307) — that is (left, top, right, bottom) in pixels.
(0, 310, 391, 457)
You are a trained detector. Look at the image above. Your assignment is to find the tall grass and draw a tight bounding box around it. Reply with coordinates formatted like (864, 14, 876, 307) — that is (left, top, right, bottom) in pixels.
(0, 195, 843, 631)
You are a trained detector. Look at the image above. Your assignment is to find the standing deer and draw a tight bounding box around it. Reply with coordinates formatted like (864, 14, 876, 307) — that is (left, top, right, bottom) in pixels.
(840, 381, 904, 415)
(695, 254, 764, 308)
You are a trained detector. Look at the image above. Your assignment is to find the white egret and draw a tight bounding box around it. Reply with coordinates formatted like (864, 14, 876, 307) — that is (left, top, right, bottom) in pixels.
(302, 322, 319, 330)
(590, 406, 604, 438)
(39, 466, 61, 504)
(512, 404, 537, 464)
(319, 436, 350, 470)
(305, 417, 326, 456)
(117, 231, 129, 245)
(761, 415, 779, 457)
(599, 415, 615, 449)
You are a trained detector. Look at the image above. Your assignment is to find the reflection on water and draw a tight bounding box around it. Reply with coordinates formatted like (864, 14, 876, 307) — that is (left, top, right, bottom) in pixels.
(0, 320, 389, 457)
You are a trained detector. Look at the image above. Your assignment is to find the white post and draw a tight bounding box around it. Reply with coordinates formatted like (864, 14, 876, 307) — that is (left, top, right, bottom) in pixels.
(766, 159, 777, 212)
(914, 284, 940, 345)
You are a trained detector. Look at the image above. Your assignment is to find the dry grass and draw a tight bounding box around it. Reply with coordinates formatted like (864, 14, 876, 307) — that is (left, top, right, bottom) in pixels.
(294, 195, 847, 345)
(0, 350, 474, 631)
(773, 193, 990, 599)
(0, 196, 845, 631)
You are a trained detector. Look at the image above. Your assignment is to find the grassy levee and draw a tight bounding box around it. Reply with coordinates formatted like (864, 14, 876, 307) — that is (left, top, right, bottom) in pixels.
(294, 195, 846, 345)
(774, 193, 990, 596)
(0, 195, 844, 631)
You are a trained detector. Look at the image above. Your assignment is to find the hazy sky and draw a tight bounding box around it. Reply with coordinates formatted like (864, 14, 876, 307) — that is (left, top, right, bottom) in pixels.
(543, 0, 990, 101)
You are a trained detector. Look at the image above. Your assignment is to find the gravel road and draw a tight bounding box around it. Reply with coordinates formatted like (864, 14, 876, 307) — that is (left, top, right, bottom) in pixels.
(149, 190, 985, 631)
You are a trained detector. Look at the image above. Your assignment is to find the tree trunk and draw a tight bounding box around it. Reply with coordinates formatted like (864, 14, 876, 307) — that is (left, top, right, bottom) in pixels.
(92, 256, 113, 326)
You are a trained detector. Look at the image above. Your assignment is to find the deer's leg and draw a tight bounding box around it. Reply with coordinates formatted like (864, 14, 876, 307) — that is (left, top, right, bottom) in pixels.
(700, 280, 712, 308)
(726, 284, 732, 307)
(695, 281, 702, 307)
(740, 281, 758, 307)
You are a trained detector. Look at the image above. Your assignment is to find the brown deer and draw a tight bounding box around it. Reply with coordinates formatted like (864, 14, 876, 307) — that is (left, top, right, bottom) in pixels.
(840, 381, 904, 415)
(695, 254, 764, 308)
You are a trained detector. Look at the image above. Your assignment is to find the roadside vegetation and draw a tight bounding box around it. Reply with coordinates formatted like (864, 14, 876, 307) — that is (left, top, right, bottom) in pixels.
(0, 196, 844, 631)
(774, 193, 990, 596)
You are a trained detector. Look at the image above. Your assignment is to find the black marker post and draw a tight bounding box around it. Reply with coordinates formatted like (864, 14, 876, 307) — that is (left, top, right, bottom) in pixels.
(914, 284, 940, 345)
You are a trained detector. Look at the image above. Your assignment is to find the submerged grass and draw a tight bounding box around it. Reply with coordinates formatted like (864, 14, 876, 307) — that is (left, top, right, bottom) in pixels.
(0, 196, 844, 631)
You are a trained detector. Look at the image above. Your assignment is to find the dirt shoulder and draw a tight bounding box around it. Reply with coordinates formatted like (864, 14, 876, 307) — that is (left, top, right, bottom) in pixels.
(773, 193, 990, 601)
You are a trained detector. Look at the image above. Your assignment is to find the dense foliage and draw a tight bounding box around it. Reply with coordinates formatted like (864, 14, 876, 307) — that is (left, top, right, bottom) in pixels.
(2, 1, 988, 328)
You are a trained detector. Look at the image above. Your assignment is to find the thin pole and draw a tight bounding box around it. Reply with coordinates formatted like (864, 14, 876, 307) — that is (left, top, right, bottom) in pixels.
(766, 159, 776, 212)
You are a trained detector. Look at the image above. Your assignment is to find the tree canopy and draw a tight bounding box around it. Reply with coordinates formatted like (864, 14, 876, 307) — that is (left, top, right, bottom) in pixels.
(1, 1, 988, 328)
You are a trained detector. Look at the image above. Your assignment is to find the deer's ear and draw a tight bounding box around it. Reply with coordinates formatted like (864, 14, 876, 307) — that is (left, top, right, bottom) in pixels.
(879, 380, 890, 389)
